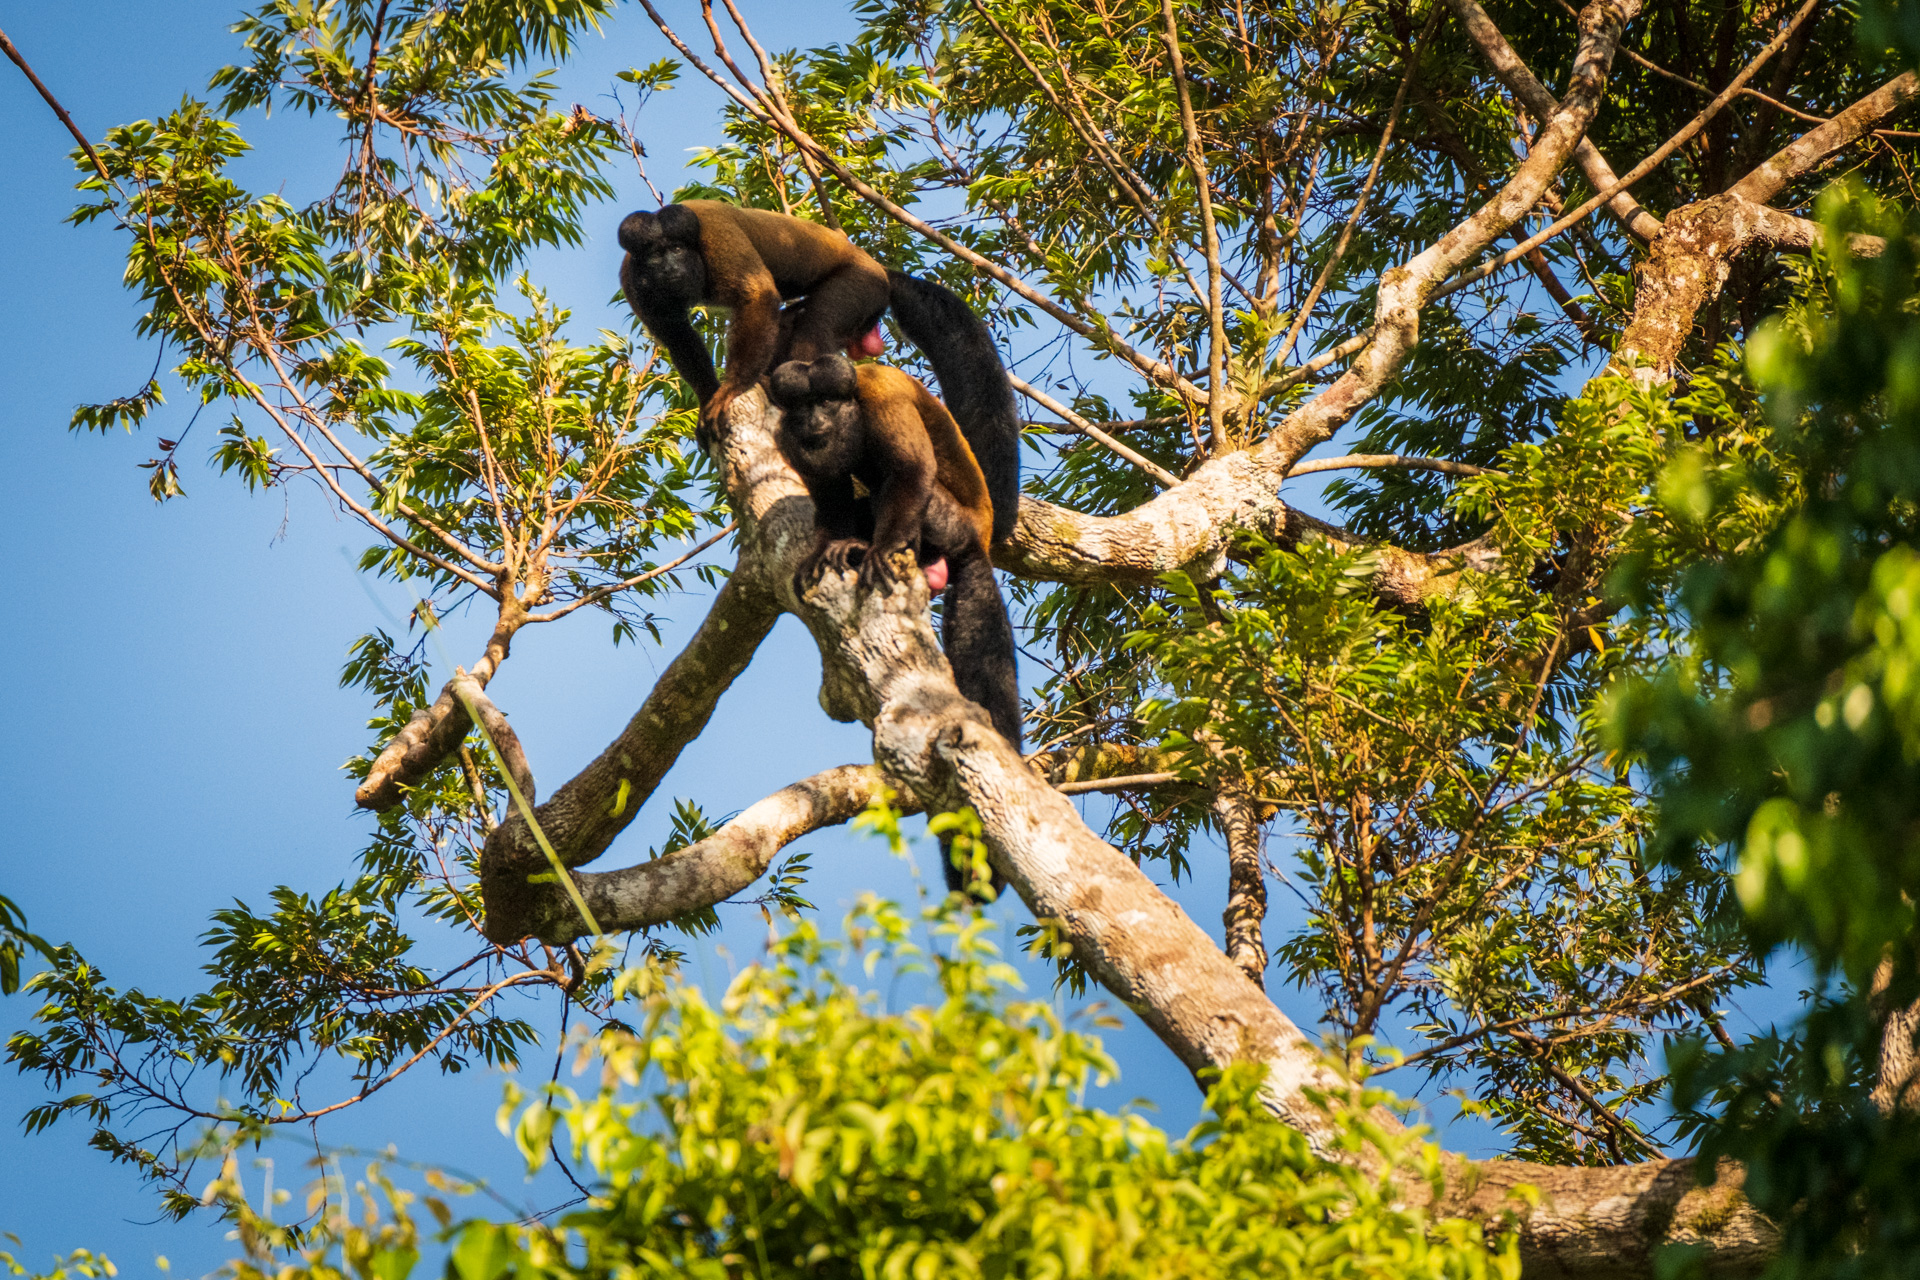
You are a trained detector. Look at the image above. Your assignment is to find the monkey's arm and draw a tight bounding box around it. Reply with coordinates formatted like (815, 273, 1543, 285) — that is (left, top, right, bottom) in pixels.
(854, 384, 939, 595)
(693, 210, 785, 428)
(796, 472, 865, 586)
(634, 302, 720, 400)
(713, 286, 782, 414)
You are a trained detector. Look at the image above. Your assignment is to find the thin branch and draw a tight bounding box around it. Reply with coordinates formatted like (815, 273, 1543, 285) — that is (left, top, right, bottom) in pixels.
(0, 26, 111, 184)
(1055, 771, 1184, 795)
(1286, 453, 1494, 478)
(1272, 12, 1430, 370)
(1433, 0, 1825, 304)
(524, 522, 737, 623)
(1008, 373, 1182, 486)
(1158, 0, 1231, 445)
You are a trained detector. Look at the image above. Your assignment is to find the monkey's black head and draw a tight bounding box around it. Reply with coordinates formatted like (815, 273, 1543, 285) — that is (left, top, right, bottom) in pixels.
(618, 206, 707, 308)
(770, 356, 863, 479)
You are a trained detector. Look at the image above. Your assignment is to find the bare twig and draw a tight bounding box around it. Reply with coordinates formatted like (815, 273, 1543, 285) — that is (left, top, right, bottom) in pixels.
(0, 26, 111, 184)
(1158, 0, 1231, 446)
(1008, 373, 1182, 487)
(1286, 453, 1494, 479)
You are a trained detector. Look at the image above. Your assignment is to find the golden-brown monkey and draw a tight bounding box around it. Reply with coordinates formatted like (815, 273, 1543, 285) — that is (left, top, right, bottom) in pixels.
(768, 354, 1020, 897)
(617, 200, 891, 444)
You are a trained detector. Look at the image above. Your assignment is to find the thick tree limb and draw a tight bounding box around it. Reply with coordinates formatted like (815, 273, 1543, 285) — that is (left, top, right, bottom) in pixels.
(526, 764, 913, 944)
(577, 390, 1779, 1273)
(357, 608, 523, 811)
(998, 489, 1501, 607)
(651, 390, 1377, 1147)
(1617, 71, 1912, 384)
(1287, 452, 1493, 478)
(1444, 0, 1663, 240)
(1615, 195, 1821, 376)
(480, 573, 780, 942)
(1424, 1156, 1777, 1277)
(1728, 70, 1920, 206)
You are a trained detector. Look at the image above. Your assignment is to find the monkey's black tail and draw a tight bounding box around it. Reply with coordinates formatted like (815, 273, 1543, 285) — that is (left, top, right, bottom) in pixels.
(939, 553, 1022, 898)
(887, 270, 1021, 546)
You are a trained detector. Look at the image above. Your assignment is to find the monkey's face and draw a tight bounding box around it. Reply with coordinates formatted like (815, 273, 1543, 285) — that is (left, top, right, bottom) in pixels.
(770, 357, 864, 476)
(617, 210, 709, 307)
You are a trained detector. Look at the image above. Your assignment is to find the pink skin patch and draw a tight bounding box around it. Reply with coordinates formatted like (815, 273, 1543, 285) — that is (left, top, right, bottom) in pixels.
(847, 324, 886, 359)
(923, 557, 950, 593)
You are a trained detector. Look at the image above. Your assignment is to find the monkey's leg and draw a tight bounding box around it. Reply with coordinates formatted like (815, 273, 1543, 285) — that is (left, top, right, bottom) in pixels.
(787, 262, 892, 363)
(852, 384, 940, 595)
(707, 285, 783, 430)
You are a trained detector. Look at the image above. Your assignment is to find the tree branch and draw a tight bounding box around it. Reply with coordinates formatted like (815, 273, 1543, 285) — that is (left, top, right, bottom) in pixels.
(529, 765, 912, 944)
(357, 604, 525, 810)
(0, 26, 111, 185)
(1443, 0, 1663, 241)
(1215, 787, 1269, 988)
(480, 572, 781, 942)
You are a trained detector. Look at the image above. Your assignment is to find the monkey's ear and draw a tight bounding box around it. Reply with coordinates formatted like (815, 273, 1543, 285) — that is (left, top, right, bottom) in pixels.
(769, 360, 814, 408)
(811, 354, 857, 399)
(618, 210, 660, 254)
(658, 203, 703, 246)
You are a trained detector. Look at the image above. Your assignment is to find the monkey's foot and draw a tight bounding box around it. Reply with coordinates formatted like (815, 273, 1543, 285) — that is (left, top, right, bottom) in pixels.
(923, 556, 949, 593)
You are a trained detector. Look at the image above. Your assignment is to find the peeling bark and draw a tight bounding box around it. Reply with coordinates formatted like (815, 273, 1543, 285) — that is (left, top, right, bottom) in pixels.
(1215, 788, 1270, 989)
(1426, 1156, 1778, 1278)
(1616, 194, 1821, 377)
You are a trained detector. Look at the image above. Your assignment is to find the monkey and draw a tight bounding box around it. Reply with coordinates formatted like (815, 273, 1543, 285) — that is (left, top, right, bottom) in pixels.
(767, 354, 1021, 898)
(617, 202, 1021, 548)
(617, 200, 891, 447)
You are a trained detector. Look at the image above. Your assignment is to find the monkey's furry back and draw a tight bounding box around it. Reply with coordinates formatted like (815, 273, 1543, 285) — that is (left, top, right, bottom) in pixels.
(886, 271, 1021, 546)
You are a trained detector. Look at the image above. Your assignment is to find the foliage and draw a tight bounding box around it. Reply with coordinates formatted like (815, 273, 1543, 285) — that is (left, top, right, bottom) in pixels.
(0, 897, 53, 999)
(9, 0, 731, 1201)
(198, 909, 1516, 1280)
(0, 1242, 116, 1280)
(1606, 178, 1920, 1275)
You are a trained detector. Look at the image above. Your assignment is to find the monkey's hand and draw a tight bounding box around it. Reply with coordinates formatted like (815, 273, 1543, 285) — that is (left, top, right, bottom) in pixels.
(796, 536, 868, 592)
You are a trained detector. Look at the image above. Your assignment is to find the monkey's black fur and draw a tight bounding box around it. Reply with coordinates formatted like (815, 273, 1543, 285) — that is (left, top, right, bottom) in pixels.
(617, 205, 721, 405)
(884, 270, 1022, 547)
(769, 357, 1021, 897)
